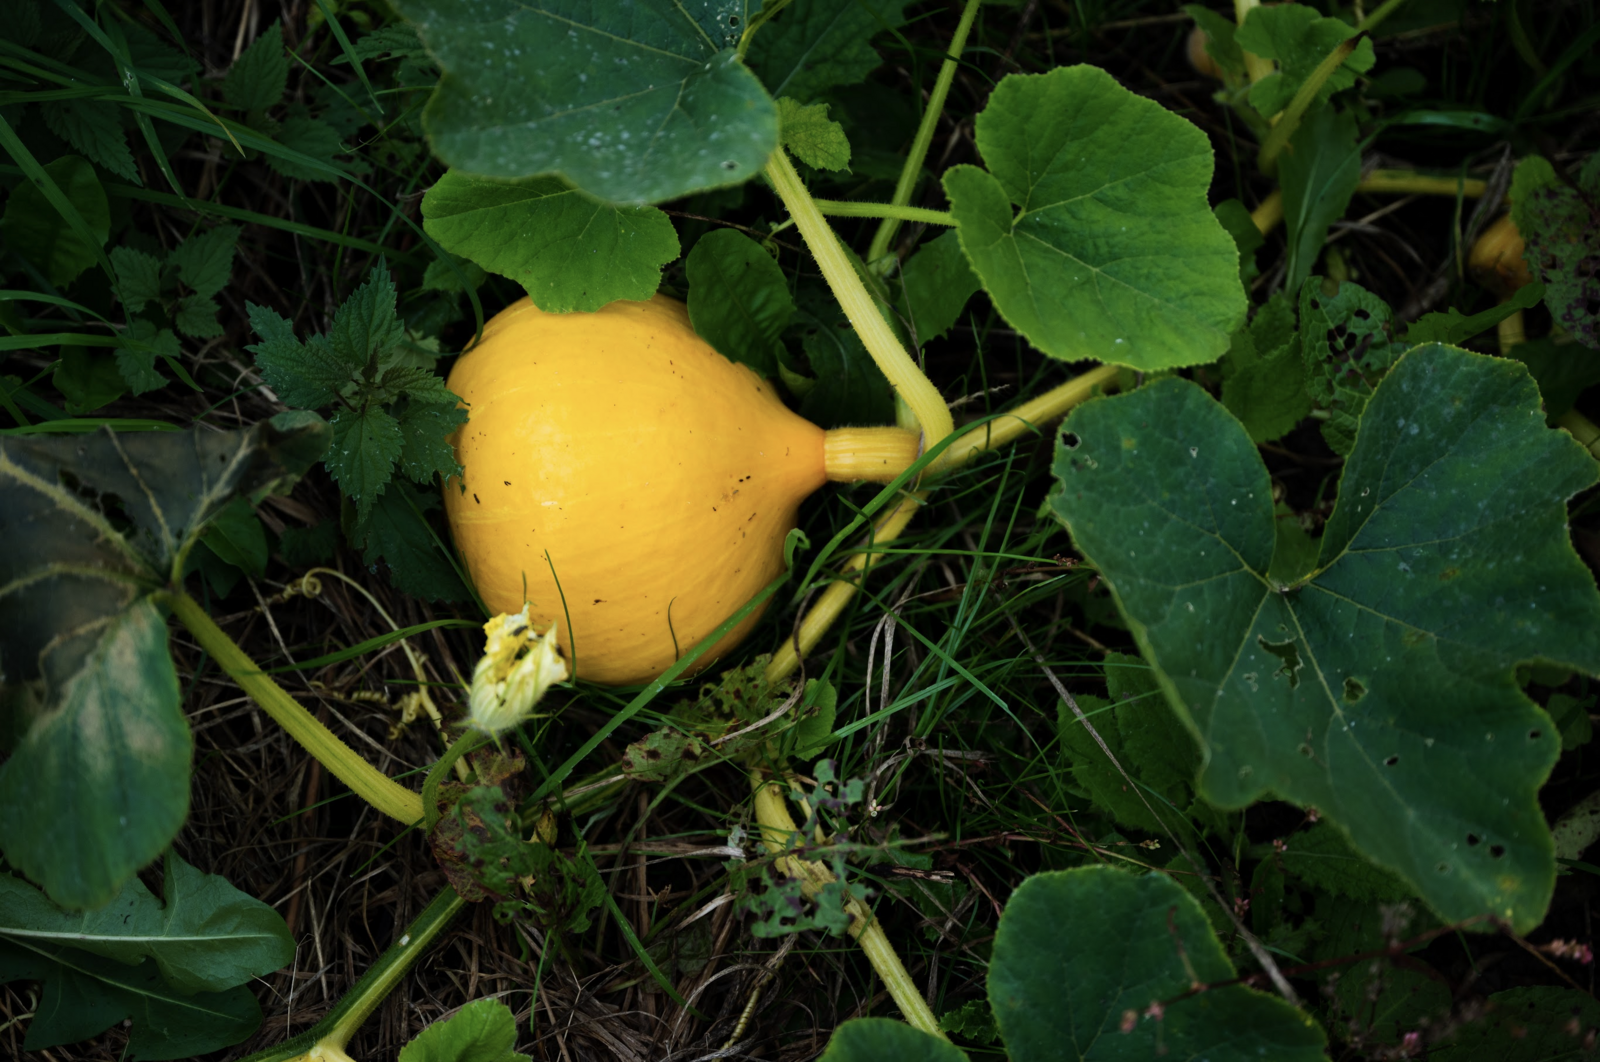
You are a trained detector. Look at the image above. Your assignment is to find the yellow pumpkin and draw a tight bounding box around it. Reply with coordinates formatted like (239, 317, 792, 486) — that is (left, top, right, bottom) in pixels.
(444, 294, 918, 686)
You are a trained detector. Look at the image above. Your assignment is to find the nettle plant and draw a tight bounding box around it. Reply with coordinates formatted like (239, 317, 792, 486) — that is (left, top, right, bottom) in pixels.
(2, 0, 1599, 1058)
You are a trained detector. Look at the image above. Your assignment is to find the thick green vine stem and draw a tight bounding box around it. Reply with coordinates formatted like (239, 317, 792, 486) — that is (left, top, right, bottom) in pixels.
(866, 0, 982, 268)
(166, 591, 425, 825)
(236, 885, 466, 1062)
(751, 773, 947, 1039)
(423, 729, 487, 831)
(765, 148, 954, 452)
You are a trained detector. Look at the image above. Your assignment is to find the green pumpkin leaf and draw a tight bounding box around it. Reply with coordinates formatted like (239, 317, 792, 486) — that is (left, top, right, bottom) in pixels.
(989, 868, 1326, 1061)
(398, 0, 777, 204)
(747, 0, 913, 104)
(1049, 346, 1600, 931)
(1299, 277, 1407, 455)
(53, 345, 126, 415)
(0, 416, 329, 909)
(398, 997, 530, 1062)
(944, 66, 1244, 370)
(421, 170, 680, 313)
(199, 496, 269, 578)
(0, 155, 110, 289)
(687, 228, 794, 379)
(0, 851, 292, 994)
(895, 229, 980, 346)
(817, 1017, 970, 1062)
(1279, 822, 1414, 903)
(1219, 293, 1311, 444)
(0, 936, 262, 1059)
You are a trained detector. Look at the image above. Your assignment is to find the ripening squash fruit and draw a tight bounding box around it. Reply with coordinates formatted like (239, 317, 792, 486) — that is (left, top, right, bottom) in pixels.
(1468, 214, 1535, 298)
(444, 294, 920, 686)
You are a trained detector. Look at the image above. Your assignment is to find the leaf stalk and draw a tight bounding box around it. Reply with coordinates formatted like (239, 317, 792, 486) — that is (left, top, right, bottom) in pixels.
(764, 148, 954, 453)
(165, 590, 424, 825)
(866, 0, 983, 268)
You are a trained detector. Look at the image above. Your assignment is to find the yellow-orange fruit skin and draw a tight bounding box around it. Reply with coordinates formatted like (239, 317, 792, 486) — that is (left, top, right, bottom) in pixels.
(444, 295, 827, 686)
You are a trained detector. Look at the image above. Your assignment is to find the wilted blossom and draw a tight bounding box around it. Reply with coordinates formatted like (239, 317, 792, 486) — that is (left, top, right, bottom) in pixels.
(468, 606, 567, 735)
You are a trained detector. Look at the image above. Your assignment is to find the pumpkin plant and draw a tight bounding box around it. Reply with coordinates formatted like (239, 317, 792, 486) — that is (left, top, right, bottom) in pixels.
(3, 0, 1600, 1058)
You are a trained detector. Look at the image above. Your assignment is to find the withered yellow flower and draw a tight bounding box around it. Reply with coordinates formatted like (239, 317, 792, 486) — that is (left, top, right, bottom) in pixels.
(467, 606, 567, 735)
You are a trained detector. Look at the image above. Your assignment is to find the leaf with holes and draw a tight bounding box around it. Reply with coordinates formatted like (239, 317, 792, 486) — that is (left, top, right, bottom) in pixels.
(398, 0, 777, 204)
(944, 66, 1244, 370)
(1049, 345, 1600, 931)
(1511, 154, 1600, 349)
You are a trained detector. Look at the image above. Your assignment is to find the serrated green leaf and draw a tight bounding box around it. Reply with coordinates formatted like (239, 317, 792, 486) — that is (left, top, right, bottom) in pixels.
(199, 496, 268, 578)
(396, 399, 467, 484)
(327, 404, 401, 520)
(895, 229, 980, 345)
(1049, 346, 1600, 931)
(168, 223, 239, 300)
(0, 418, 328, 908)
(110, 246, 163, 313)
(331, 260, 406, 368)
(399, 997, 530, 1062)
(173, 295, 223, 338)
(0, 937, 262, 1059)
(398, 0, 777, 204)
(1235, 4, 1376, 117)
(791, 677, 838, 760)
(123, 21, 199, 86)
(748, 0, 912, 103)
(1279, 105, 1360, 297)
(377, 366, 456, 407)
(41, 100, 138, 182)
(278, 521, 338, 567)
(1433, 987, 1600, 1059)
(116, 320, 177, 395)
(420, 171, 679, 313)
(945, 67, 1244, 370)
(53, 345, 125, 415)
(1511, 154, 1600, 349)
(267, 116, 345, 182)
(1279, 822, 1414, 903)
(989, 868, 1326, 1061)
(0, 155, 110, 289)
(686, 228, 793, 379)
(0, 851, 292, 994)
(249, 330, 358, 409)
(818, 1018, 970, 1062)
(777, 98, 851, 171)
(1220, 294, 1312, 443)
(222, 21, 287, 113)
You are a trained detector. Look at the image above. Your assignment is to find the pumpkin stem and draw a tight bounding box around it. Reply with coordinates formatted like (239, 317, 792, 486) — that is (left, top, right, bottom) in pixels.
(823, 427, 921, 483)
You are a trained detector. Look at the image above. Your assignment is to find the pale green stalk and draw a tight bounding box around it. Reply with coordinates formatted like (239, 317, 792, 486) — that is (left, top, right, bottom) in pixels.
(814, 199, 955, 226)
(866, 0, 982, 269)
(166, 591, 424, 825)
(765, 149, 954, 451)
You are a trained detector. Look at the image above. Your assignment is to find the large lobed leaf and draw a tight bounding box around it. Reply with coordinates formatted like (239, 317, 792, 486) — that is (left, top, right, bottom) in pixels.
(1049, 345, 1600, 931)
(944, 66, 1244, 371)
(398, 0, 777, 204)
(0, 416, 329, 909)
